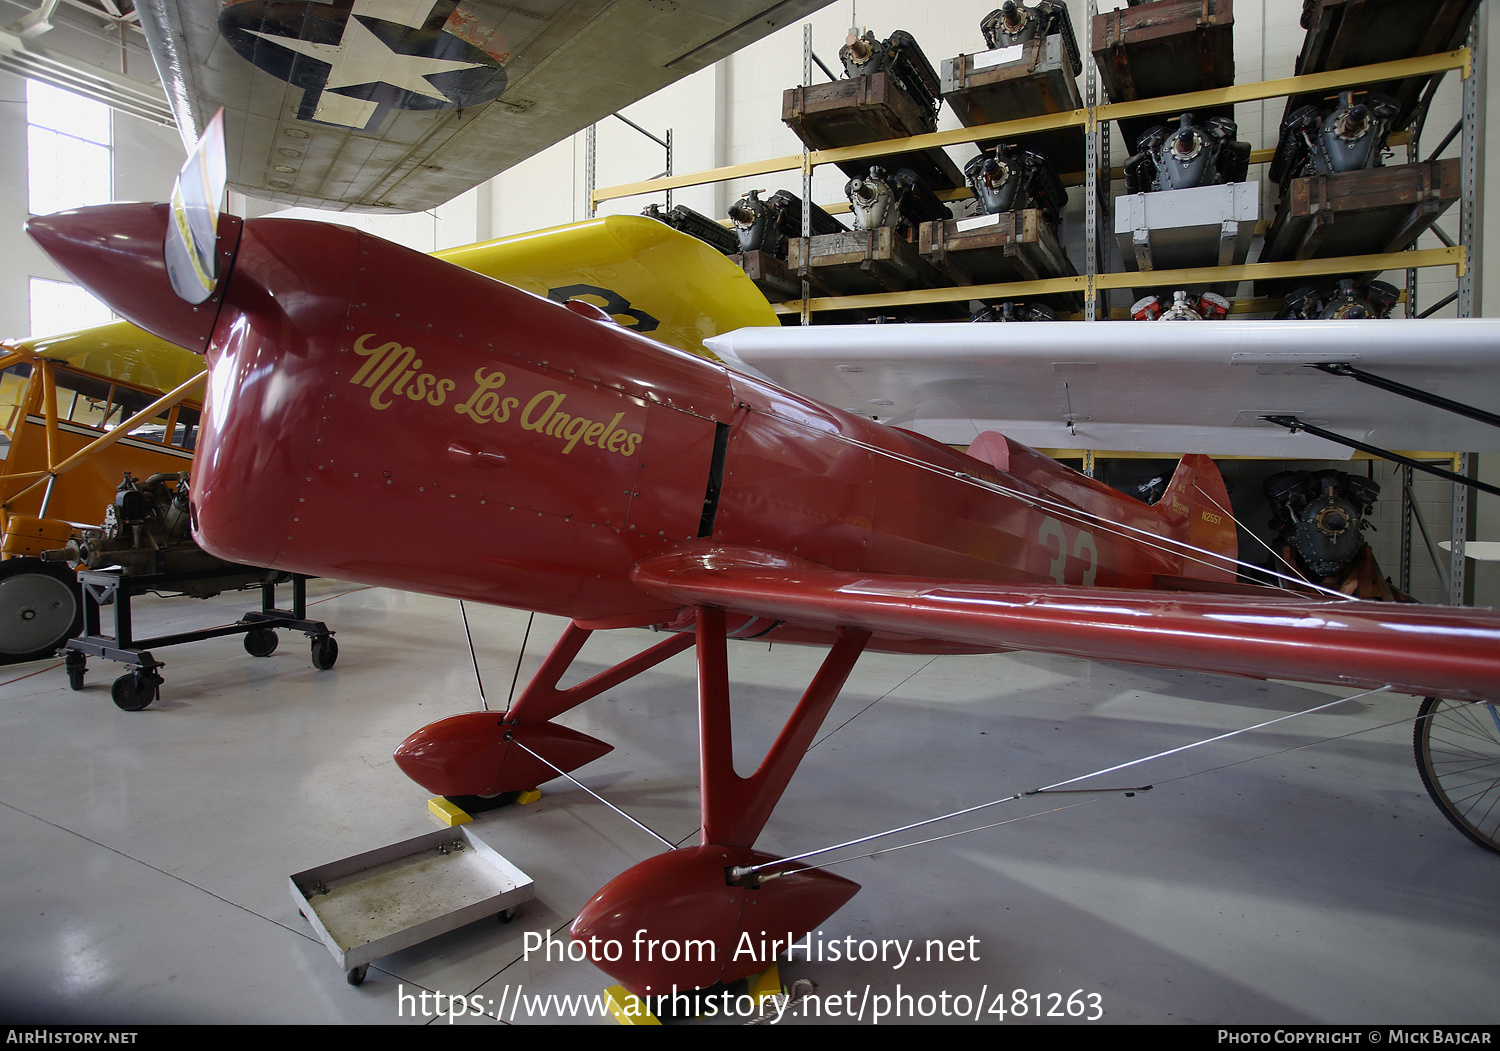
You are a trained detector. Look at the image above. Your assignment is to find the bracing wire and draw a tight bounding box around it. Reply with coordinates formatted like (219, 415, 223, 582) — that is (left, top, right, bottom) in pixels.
(1190, 480, 1312, 587)
(506, 612, 534, 709)
(459, 600, 488, 712)
(510, 738, 676, 850)
(803, 695, 1445, 873)
(732, 685, 1393, 880)
(798, 417, 1360, 601)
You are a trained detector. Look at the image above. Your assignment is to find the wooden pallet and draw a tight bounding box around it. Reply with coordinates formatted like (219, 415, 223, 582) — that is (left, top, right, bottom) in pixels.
(1257, 158, 1460, 295)
(782, 73, 963, 190)
(1091, 0, 1236, 154)
(785, 228, 952, 297)
(918, 209, 1082, 309)
(1286, 0, 1480, 130)
(941, 34, 1085, 175)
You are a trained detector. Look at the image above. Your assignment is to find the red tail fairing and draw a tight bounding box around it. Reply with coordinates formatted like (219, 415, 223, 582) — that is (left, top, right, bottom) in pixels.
(1157, 453, 1239, 581)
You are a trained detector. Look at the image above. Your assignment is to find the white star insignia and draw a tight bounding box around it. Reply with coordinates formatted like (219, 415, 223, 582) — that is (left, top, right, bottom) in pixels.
(250, 15, 484, 103)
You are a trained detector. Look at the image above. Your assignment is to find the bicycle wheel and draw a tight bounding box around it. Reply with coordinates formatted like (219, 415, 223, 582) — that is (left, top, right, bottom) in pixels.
(1414, 696, 1500, 855)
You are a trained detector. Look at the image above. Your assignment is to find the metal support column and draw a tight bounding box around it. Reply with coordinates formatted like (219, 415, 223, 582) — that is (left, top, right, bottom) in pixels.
(1450, 15, 1479, 602)
(801, 22, 813, 326)
(1459, 16, 1478, 317)
(585, 124, 597, 219)
(1097, 85, 1111, 321)
(1084, 1, 1098, 321)
(1405, 111, 1420, 316)
(610, 112, 674, 210)
(1451, 452, 1470, 604)
(1400, 464, 1413, 594)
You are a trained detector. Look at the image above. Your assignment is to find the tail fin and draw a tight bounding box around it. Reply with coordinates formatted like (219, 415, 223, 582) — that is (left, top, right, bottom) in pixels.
(1157, 455, 1238, 582)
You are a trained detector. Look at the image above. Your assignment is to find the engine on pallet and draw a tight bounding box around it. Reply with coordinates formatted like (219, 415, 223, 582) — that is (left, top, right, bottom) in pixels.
(980, 1, 1082, 75)
(1124, 113, 1251, 192)
(839, 28, 943, 117)
(641, 203, 740, 255)
(43, 472, 277, 597)
(727, 188, 846, 258)
(970, 301, 1059, 322)
(846, 166, 949, 232)
(1276, 278, 1400, 319)
(1131, 290, 1231, 320)
(1270, 90, 1399, 182)
(964, 144, 1067, 223)
(1264, 469, 1407, 599)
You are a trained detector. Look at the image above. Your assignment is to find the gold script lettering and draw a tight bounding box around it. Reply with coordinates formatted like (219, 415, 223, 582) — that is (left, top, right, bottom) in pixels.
(349, 333, 645, 457)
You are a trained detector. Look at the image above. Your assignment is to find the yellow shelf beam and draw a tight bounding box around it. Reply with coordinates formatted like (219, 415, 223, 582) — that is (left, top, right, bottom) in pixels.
(592, 50, 1467, 207)
(768, 246, 1463, 315)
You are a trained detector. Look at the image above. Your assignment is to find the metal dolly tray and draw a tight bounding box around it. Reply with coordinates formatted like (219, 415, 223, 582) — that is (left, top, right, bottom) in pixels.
(290, 826, 535, 986)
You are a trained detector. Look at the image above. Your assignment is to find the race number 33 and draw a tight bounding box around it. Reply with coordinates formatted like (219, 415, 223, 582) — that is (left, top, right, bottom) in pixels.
(1037, 516, 1098, 585)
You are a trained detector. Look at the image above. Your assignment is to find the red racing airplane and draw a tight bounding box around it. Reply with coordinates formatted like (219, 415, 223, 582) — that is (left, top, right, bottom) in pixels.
(27, 200, 1500, 997)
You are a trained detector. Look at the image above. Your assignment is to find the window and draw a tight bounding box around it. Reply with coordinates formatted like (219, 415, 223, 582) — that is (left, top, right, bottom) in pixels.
(27, 79, 111, 217)
(29, 277, 112, 338)
(48, 367, 199, 451)
(27, 82, 115, 336)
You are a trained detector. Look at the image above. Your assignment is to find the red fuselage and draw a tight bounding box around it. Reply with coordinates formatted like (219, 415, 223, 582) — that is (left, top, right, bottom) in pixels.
(176, 215, 1196, 638)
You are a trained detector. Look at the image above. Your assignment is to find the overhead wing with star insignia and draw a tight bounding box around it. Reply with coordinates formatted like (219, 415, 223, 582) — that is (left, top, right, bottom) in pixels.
(137, 0, 831, 212)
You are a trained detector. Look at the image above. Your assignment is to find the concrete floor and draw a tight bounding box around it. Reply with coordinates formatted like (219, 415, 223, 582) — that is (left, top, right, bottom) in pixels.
(0, 579, 1495, 1025)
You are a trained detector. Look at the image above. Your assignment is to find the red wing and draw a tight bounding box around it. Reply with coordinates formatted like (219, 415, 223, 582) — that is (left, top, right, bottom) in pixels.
(633, 544, 1500, 703)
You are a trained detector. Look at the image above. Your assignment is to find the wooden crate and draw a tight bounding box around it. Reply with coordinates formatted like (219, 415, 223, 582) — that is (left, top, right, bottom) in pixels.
(785, 228, 952, 297)
(1091, 0, 1235, 155)
(733, 250, 810, 301)
(918, 209, 1082, 309)
(1286, 0, 1480, 130)
(1256, 158, 1460, 295)
(940, 34, 1085, 175)
(782, 73, 963, 190)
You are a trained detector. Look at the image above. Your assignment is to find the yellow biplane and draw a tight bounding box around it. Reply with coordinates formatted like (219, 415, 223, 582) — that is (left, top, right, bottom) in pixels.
(0, 323, 206, 664)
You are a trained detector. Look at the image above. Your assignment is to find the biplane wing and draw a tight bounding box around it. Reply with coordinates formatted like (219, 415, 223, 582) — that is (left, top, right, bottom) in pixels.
(137, 0, 831, 212)
(633, 543, 1500, 704)
(706, 320, 1500, 457)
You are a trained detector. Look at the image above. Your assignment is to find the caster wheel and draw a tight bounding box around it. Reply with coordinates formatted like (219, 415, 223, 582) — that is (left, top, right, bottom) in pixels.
(346, 964, 367, 986)
(244, 628, 278, 657)
(311, 635, 338, 670)
(111, 670, 161, 711)
(499, 906, 519, 924)
(65, 651, 86, 691)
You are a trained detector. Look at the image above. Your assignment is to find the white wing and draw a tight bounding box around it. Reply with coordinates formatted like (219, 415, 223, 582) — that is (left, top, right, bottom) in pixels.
(707, 319, 1500, 456)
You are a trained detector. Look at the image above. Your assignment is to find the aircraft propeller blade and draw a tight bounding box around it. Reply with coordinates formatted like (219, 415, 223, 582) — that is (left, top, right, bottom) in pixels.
(163, 108, 227, 304)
